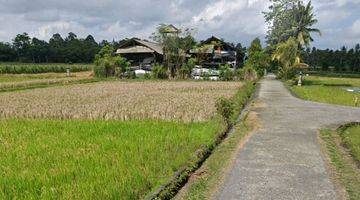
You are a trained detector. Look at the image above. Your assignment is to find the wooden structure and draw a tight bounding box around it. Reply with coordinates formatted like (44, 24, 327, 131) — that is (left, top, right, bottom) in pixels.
(116, 38, 163, 68)
(190, 36, 237, 68)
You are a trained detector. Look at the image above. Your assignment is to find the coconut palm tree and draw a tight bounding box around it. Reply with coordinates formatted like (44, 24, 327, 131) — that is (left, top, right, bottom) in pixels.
(291, 1, 321, 48)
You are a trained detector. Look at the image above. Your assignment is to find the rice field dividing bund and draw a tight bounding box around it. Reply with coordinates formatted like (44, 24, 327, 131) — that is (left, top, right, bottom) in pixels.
(0, 81, 242, 122)
(0, 72, 93, 91)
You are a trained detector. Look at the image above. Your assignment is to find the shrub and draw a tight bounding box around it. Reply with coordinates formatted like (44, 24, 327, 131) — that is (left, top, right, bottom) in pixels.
(179, 58, 196, 79)
(94, 45, 129, 78)
(152, 64, 168, 79)
(215, 97, 234, 127)
(219, 65, 234, 81)
(144, 73, 151, 80)
(93, 65, 107, 77)
(236, 65, 258, 81)
(277, 66, 296, 80)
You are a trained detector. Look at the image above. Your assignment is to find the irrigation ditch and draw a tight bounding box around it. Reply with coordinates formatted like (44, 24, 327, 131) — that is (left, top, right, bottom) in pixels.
(145, 81, 260, 200)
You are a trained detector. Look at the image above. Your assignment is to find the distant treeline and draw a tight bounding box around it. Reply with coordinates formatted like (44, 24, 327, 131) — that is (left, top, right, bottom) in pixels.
(302, 44, 360, 72)
(0, 32, 124, 64)
(1, 32, 360, 72)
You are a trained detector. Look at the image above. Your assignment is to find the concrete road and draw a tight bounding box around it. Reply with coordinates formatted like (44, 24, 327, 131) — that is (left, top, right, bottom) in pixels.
(216, 74, 360, 200)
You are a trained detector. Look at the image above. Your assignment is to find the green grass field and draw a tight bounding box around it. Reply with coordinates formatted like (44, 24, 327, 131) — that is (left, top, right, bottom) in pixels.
(291, 76, 360, 107)
(0, 63, 92, 74)
(341, 125, 360, 163)
(0, 119, 224, 199)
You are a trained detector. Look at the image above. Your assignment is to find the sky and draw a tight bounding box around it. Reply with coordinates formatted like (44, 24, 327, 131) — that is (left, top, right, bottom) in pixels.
(0, 0, 359, 49)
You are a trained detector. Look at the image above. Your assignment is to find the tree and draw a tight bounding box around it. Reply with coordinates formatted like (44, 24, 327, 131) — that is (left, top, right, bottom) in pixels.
(94, 45, 130, 78)
(0, 42, 16, 62)
(235, 43, 246, 68)
(83, 35, 100, 63)
(64, 32, 81, 63)
(264, 0, 320, 49)
(248, 38, 262, 58)
(245, 38, 270, 77)
(29, 37, 50, 63)
(291, 1, 321, 48)
(272, 37, 299, 79)
(13, 32, 31, 62)
(264, 0, 320, 79)
(49, 33, 66, 63)
(151, 24, 196, 78)
(264, 0, 301, 45)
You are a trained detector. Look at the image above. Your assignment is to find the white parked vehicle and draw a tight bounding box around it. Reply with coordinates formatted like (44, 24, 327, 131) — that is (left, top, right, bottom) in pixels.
(191, 67, 220, 80)
(135, 69, 151, 77)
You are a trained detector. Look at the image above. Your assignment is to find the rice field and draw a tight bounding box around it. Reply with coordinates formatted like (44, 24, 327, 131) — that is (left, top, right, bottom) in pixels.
(0, 71, 92, 82)
(0, 80, 249, 199)
(0, 72, 93, 91)
(0, 81, 242, 122)
(291, 76, 360, 107)
(0, 119, 224, 199)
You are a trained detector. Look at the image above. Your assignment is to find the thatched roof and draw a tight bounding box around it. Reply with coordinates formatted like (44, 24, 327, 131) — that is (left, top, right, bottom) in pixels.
(201, 36, 236, 51)
(116, 46, 155, 54)
(160, 24, 181, 34)
(116, 38, 163, 55)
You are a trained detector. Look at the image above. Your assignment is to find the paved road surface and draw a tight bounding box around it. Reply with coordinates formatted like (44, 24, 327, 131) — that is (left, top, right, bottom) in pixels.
(216, 74, 360, 200)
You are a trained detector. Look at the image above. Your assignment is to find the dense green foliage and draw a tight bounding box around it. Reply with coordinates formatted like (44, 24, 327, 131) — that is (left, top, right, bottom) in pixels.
(179, 58, 196, 79)
(219, 65, 235, 81)
(0, 63, 91, 74)
(302, 45, 360, 72)
(151, 24, 196, 78)
(264, 0, 320, 47)
(0, 32, 103, 63)
(244, 38, 270, 77)
(94, 45, 130, 78)
(272, 37, 299, 79)
(340, 125, 360, 163)
(230, 81, 256, 123)
(264, 0, 321, 79)
(0, 119, 223, 199)
(151, 64, 168, 79)
(291, 76, 360, 107)
(216, 97, 234, 126)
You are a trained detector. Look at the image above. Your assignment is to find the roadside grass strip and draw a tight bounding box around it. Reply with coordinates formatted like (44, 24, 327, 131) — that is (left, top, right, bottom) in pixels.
(175, 114, 256, 200)
(320, 127, 360, 200)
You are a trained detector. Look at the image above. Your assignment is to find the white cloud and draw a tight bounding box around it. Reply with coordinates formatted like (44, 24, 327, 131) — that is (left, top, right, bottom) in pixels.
(350, 20, 360, 35)
(0, 0, 358, 48)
